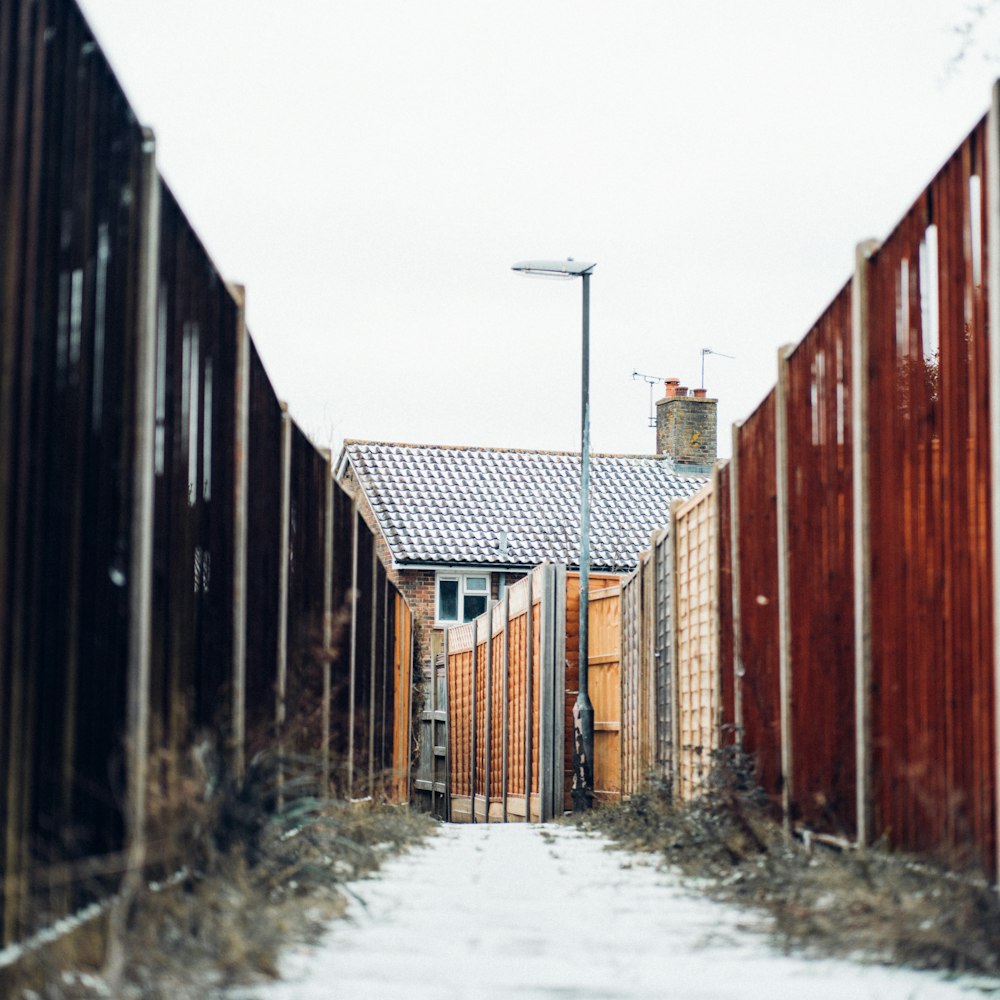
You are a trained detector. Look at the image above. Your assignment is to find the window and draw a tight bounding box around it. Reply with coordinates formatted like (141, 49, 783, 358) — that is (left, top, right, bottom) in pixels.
(436, 572, 489, 624)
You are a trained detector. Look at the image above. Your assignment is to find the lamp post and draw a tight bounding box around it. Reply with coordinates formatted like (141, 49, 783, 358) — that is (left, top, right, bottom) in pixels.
(511, 258, 596, 812)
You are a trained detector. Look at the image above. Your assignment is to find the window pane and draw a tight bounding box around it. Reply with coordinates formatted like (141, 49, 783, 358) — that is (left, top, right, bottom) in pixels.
(465, 576, 487, 592)
(463, 594, 487, 621)
(439, 579, 458, 621)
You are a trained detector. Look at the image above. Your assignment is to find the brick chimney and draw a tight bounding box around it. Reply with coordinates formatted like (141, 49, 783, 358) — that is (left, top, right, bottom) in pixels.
(656, 380, 717, 475)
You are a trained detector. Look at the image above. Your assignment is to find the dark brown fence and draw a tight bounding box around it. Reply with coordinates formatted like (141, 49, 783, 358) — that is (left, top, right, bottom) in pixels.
(0, 0, 413, 956)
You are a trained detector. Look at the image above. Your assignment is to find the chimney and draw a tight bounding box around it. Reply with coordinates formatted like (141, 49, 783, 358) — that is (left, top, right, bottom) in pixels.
(655, 378, 717, 475)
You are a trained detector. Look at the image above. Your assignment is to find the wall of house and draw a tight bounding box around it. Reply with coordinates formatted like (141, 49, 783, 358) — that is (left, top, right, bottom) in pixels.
(339, 464, 527, 669)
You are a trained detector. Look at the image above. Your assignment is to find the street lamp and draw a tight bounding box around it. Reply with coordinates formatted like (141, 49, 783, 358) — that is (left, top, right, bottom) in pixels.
(511, 257, 597, 812)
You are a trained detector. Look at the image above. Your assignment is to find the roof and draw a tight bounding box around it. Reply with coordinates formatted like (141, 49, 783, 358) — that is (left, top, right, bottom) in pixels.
(339, 440, 706, 573)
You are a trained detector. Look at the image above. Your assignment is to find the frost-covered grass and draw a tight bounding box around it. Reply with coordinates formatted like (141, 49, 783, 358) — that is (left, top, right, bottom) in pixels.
(578, 753, 1000, 978)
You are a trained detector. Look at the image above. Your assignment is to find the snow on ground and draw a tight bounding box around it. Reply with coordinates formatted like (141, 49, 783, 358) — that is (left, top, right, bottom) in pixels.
(229, 823, 996, 1000)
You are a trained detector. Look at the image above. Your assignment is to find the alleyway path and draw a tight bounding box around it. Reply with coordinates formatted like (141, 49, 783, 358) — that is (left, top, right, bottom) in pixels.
(233, 823, 987, 1000)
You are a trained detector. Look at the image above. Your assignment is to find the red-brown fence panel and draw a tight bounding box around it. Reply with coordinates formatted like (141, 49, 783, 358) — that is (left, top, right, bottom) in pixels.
(783, 282, 856, 835)
(864, 117, 995, 870)
(733, 391, 782, 812)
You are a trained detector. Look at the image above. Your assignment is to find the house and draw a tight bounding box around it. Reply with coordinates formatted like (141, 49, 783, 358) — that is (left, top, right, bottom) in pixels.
(335, 380, 717, 668)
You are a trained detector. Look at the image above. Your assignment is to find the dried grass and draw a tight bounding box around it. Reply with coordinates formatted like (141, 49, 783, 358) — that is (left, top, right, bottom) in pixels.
(18, 751, 434, 1000)
(579, 749, 1000, 978)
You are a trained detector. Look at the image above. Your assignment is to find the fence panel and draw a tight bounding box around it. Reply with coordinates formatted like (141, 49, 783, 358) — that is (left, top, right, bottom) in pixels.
(0, 0, 417, 964)
(652, 530, 674, 779)
(489, 604, 506, 819)
(865, 118, 995, 868)
(675, 485, 718, 800)
(734, 391, 782, 812)
(589, 585, 622, 800)
(716, 461, 736, 741)
(446, 625, 474, 820)
(242, 345, 283, 761)
(474, 624, 489, 819)
(620, 567, 642, 796)
(0, 0, 147, 941)
(506, 578, 530, 812)
(783, 282, 856, 835)
(392, 595, 413, 802)
(283, 428, 329, 762)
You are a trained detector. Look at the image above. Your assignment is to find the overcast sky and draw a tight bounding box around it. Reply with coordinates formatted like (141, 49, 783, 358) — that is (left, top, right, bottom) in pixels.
(76, 0, 1000, 459)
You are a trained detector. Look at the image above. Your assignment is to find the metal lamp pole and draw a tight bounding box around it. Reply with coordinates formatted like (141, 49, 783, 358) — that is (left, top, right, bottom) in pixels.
(575, 269, 593, 811)
(511, 258, 596, 812)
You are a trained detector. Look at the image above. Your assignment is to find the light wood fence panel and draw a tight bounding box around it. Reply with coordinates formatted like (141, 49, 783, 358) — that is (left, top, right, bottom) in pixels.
(620, 568, 642, 795)
(675, 484, 719, 800)
(652, 529, 674, 781)
(589, 585, 622, 800)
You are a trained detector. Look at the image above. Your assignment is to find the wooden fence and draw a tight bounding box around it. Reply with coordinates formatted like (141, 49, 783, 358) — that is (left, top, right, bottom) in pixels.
(0, 0, 413, 954)
(610, 89, 1000, 879)
(446, 565, 620, 821)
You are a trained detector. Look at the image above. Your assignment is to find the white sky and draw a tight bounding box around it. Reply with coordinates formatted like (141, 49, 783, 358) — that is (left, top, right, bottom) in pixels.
(76, 0, 1000, 459)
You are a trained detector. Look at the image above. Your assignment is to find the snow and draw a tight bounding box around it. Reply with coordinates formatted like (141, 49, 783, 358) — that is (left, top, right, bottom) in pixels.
(231, 823, 995, 1000)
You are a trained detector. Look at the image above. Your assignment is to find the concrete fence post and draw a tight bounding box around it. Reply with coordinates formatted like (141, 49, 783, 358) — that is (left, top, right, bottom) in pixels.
(538, 564, 554, 821)
(470, 616, 478, 822)
(227, 281, 249, 784)
(987, 79, 1000, 884)
(321, 450, 334, 794)
(852, 238, 880, 847)
(276, 403, 292, 807)
(668, 499, 683, 804)
(525, 570, 534, 821)
(775, 343, 796, 833)
(729, 422, 745, 743)
(347, 501, 359, 797)
(501, 591, 510, 822)
(124, 125, 159, 880)
(483, 601, 495, 821)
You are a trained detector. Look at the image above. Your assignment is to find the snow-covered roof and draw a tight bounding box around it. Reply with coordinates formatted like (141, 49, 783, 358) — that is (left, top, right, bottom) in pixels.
(340, 440, 705, 572)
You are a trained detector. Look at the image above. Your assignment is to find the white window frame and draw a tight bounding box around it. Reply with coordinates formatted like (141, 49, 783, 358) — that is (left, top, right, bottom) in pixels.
(435, 570, 490, 626)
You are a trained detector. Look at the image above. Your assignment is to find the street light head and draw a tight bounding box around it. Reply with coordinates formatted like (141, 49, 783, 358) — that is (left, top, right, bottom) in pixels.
(511, 258, 596, 279)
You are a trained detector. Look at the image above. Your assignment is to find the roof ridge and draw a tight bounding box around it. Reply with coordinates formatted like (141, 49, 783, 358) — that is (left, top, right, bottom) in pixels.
(343, 438, 674, 461)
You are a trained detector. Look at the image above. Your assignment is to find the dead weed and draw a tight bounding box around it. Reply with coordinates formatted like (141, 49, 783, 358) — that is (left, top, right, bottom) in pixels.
(19, 752, 434, 1000)
(579, 749, 1000, 978)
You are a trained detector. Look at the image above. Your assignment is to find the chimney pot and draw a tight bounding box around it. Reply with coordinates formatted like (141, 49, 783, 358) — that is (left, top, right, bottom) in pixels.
(676, 386, 688, 397)
(693, 387, 708, 399)
(664, 378, 680, 399)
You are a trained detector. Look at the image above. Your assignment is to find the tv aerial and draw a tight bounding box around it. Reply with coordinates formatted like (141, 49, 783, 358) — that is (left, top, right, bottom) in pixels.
(700, 347, 734, 388)
(631, 370, 669, 428)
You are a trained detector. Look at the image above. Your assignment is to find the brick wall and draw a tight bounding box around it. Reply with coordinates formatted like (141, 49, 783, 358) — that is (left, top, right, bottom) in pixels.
(656, 391, 717, 470)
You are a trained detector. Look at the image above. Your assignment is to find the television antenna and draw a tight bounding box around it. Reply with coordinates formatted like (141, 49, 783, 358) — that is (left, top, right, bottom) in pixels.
(632, 369, 670, 428)
(700, 347, 734, 388)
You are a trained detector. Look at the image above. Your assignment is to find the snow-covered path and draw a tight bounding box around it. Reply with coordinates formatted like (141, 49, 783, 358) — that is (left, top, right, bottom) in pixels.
(232, 823, 990, 1000)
